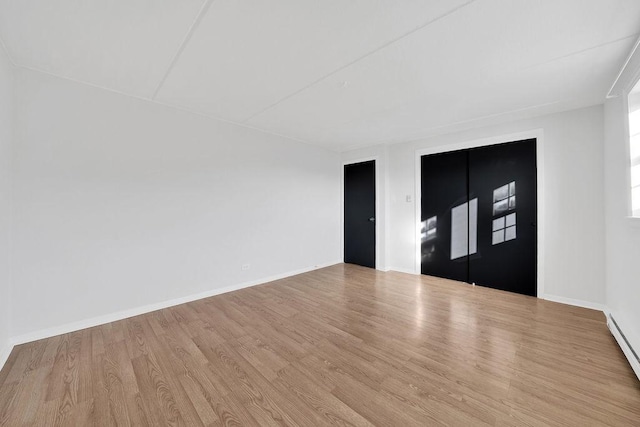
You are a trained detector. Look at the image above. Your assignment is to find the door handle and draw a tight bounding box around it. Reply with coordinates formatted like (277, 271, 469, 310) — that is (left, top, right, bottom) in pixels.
(368, 217, 376, 222)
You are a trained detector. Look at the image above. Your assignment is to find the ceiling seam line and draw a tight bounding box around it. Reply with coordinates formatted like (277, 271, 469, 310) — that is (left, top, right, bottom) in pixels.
(0, 35, 16, 67)
(393, 100, 564, 142)
(14, 63, 325, 150)
(151, 0, 215, 100)
(345, 100, 581, 150)
(240, 0, 478, 123)
(330, 34, 640, 140)
(523, 33, 640, 71)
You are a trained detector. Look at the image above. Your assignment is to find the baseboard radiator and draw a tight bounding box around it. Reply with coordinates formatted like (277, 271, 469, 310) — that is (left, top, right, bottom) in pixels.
(607, 314, 640, 380)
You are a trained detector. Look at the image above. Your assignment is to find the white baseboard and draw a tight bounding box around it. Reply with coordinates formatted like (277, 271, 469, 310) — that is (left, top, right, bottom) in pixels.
(10, 261, 341, 347)
(389, 267, 418, 275)
(388, 278, 604, 312)
(0, 342, 13, 373)
(605, 309, 640, 380)
(540, 294, 605, 311)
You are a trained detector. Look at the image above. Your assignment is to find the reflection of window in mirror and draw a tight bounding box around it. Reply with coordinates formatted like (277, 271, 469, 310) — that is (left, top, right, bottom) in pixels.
(421, 216, 437, 242)
(492, 181, 516, 216)
(492, 182, 517, 245)
(628, 83, 640, 217)
(492, 213, 516, 245)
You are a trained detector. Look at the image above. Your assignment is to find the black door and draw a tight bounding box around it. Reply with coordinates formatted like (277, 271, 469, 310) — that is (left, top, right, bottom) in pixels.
(344, 161, 375, 268)
(468, 139, 537, 296)
(420, 139, 537, 297)
(421, 150, 469, 282)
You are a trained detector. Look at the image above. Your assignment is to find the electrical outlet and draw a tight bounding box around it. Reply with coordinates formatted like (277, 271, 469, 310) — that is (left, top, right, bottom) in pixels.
(241, 263, 250, 271)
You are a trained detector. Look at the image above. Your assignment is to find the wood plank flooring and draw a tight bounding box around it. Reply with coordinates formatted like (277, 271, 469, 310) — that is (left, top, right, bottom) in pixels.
(0, 263, 639, 426)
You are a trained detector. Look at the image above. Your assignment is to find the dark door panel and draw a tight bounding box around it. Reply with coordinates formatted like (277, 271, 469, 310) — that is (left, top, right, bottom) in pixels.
(468, 139, 537, 296)
(421, 150, 469, 283)
(420, 139, 537, 297)
(344, 161, 376, 268)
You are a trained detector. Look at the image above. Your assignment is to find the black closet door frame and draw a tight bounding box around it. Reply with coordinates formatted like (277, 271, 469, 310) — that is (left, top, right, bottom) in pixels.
(342, 157, 380, 270)
(413, 130, 544, 297)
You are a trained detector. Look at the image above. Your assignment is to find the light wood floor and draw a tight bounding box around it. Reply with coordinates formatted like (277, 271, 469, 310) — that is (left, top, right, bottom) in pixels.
(0, 264, 639, 426)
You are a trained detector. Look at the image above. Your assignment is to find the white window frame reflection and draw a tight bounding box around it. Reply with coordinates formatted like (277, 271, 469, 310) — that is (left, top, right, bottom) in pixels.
(493, 181, 516, 215)
(421, 216, 437, 241)
(492, 213, 516, 245)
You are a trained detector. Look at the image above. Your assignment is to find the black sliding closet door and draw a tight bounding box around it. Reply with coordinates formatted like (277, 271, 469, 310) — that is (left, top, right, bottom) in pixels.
(468, 139, 537, 296)
(420, 150, 469, 282)
(420, 139, 537, 297)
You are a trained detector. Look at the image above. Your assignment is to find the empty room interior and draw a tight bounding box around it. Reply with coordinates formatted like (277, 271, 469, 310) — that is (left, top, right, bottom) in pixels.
(1, 1, 640, 425)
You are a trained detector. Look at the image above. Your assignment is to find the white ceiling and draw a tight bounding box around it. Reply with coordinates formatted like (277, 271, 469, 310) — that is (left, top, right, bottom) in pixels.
(0, 0, 639, 151)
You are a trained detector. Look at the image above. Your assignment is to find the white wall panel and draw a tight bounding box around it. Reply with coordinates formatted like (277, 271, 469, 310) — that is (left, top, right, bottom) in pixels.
(0, 44, 12, 365)
(11, 68, 341, 337)
(604, 96, 640, 361)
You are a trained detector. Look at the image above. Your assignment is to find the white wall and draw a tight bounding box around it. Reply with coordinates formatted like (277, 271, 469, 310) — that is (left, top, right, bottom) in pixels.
(0, 45, 13, 363)
(343, 105, 606, 307)
(11, 68, 341, 339)
(604, 96, 640, 357)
